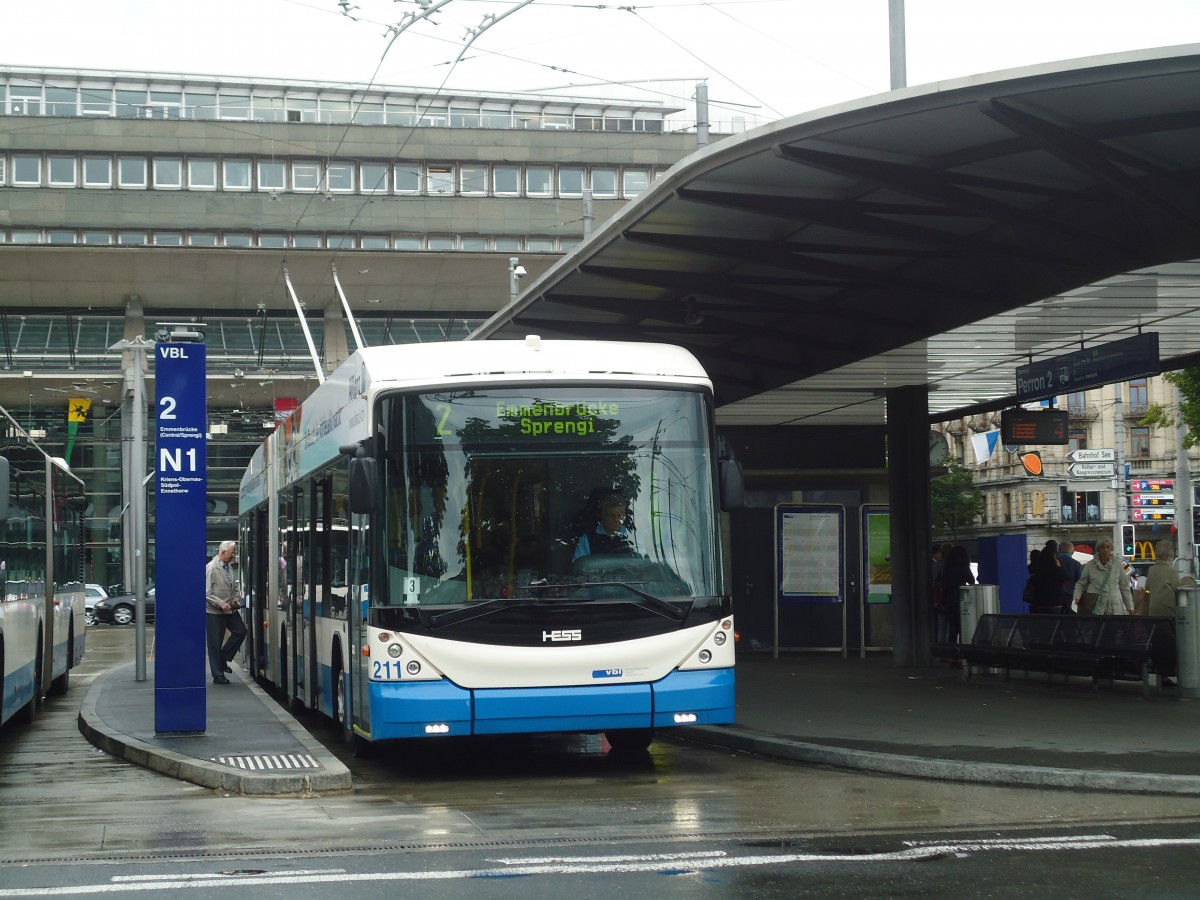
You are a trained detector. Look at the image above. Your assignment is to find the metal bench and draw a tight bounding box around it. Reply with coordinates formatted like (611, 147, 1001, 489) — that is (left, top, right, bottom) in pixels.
(944, 613, 1176, 697)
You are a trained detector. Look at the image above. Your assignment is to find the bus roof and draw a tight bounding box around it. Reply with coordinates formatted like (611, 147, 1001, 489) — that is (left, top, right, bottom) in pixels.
(239, 337, 712, 509)
(353, 337, 710, 389)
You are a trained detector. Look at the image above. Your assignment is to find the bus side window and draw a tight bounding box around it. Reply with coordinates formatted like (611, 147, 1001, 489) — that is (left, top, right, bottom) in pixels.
(0, 456, 9, 520)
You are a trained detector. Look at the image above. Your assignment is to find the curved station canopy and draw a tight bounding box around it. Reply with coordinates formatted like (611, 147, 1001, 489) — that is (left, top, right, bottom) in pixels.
(474, 45, 1200, 428)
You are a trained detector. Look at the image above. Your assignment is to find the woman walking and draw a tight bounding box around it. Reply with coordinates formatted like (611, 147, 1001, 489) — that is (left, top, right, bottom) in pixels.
(1072, 537, 1133, 615)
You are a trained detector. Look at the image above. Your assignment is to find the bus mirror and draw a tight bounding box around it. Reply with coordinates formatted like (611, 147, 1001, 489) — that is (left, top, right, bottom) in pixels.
(0, 456, 8, 520)
(717, 437, 744, 511)
(719, 458, 744, 511)
(347, 456, 377, 515)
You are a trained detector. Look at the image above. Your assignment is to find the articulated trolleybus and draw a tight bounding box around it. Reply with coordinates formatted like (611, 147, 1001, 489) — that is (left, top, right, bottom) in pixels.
(0, 405, 86, 729)
(239, 336, 737, 752)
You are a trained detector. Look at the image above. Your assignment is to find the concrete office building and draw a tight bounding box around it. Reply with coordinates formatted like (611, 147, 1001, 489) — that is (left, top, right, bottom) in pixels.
(0, 65, 715, 591)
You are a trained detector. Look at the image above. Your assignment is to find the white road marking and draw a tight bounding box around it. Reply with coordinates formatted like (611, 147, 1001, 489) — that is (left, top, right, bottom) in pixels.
(5, 836, 1200, 896)
(491, 850, 727, 865)
(112, 870, 346, 883)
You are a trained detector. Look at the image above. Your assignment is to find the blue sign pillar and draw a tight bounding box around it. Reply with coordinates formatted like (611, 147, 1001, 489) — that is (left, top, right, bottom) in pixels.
(154, 342, 207, 734)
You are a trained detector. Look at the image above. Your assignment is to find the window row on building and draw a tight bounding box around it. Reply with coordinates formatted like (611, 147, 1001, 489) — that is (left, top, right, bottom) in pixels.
(0, 152, 656, 199)
(0, 227, 578, 252)
(976, 484, 1192, 527)
(0, 79, 668, 132)
(957, 427, 1156, 465)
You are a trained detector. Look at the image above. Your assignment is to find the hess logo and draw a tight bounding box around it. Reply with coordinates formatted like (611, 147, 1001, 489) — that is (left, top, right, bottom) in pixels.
(542, 629, 582, 642)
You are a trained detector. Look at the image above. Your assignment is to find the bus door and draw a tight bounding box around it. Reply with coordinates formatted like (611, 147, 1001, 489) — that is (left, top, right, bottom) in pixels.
(292, 485, 311, 707)
(280, 486, 301, 701)
(348, 505, 370, 738)
(241, 509, 269, 677)
(305, 477, 332, 711)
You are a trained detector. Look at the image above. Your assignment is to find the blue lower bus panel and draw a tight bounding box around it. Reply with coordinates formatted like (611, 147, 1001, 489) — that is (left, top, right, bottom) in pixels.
(367, 667, 735, 739)
(650, 668, 735, 728)
(474, 683, 651, 735)
(369, 679, 473, 739)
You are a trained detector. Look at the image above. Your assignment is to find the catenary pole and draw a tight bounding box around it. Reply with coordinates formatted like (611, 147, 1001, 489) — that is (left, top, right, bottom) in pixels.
(1114, 384, 1127, 553)
(889, 0, 907, 89)
(1175, 383, 1195, 575)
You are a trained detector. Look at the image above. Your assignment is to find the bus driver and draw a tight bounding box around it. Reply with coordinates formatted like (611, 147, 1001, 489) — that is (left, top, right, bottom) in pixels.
(572, 493, 637, 561)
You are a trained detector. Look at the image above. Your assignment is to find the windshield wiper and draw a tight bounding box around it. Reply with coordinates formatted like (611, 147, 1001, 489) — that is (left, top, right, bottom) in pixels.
(567, 581, 689, 621)
(428, 580, 690, 627)
(428, 596, 515, 629)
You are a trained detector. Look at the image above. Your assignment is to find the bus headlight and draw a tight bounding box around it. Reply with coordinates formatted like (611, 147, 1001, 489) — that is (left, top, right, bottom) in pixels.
(406, 660, 422, 675)
(698, 649, 712, 664)
(387, 643, 403, 658)
(713, 631, 726, 646)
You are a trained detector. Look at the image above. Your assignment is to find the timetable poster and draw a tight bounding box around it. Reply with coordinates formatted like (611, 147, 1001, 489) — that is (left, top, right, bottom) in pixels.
(777, 505, 844, 604)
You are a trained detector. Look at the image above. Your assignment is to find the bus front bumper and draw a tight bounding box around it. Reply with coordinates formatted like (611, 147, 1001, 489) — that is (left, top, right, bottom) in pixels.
(365, 667, 735, 740)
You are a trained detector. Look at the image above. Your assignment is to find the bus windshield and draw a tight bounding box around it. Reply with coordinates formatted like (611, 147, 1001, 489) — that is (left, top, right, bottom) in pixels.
(375, 386, 718, 607)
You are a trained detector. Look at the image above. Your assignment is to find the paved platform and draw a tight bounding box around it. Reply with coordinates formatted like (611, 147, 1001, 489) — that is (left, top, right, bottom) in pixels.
(684, 654, 1200, 795)
(78, 662, 351, 796)
(79, 653, 1200, 797)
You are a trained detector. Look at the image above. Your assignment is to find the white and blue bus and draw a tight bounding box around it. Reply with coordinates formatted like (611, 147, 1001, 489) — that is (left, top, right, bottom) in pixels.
(0, 407, 87, 728)
(239, 336, 738, 752)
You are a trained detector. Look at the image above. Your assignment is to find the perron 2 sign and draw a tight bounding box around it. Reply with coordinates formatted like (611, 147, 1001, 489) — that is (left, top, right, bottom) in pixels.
(1014, 333, 1159, 403)
(154, 341, 208, 734)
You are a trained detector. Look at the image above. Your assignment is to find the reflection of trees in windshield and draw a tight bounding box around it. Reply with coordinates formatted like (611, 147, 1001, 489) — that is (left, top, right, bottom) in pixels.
(458, 405, 641, 533)
(641, 417, 709, 587)
(385, 398, 450, 580)
(380, 389, 713, 605)
(451, 405, 642, 596)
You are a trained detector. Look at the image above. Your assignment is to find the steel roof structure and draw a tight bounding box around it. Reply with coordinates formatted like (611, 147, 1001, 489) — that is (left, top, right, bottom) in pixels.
(473, 45, 1200, 427)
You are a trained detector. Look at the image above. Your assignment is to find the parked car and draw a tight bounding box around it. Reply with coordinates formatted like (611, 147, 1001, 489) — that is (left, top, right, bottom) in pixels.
(93, 588, 155, 626)
(84, 583, 109, 627)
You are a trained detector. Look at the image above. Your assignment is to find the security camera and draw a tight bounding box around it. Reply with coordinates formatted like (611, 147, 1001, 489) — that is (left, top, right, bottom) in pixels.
(153, 321, 207, 343)
(513, 265, 527, 278)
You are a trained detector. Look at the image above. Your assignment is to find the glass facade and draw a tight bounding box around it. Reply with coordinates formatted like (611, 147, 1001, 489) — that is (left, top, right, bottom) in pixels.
(1, 74, 673, 133)
(0, 314, 481, 591)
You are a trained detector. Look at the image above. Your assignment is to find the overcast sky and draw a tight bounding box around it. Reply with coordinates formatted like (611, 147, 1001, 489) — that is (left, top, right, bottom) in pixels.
(5, 0, 1200, 124)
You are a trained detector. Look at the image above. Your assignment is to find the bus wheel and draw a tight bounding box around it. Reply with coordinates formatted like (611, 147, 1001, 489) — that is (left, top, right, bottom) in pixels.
(346, 727, 372, 758)
(278, 633, 289, 696)
(333, 663, 348, 730)
(15, 642, 42, 725)
(50, 627, 72, 695)
(280, 634, 304, 713)
(605, 728, 654, 754)
(335, 669, 371, 757)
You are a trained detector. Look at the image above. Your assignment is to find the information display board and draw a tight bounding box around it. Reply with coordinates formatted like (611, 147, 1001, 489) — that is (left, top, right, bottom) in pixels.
(1000, 408, 1069, 445)
(1130, 478, 1175, 522)
(774, 504, 846, 653)
(777, 506, 844, 604)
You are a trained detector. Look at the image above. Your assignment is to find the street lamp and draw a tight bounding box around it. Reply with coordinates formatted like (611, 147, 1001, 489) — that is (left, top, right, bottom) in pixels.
(109, 336, 154, 681)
